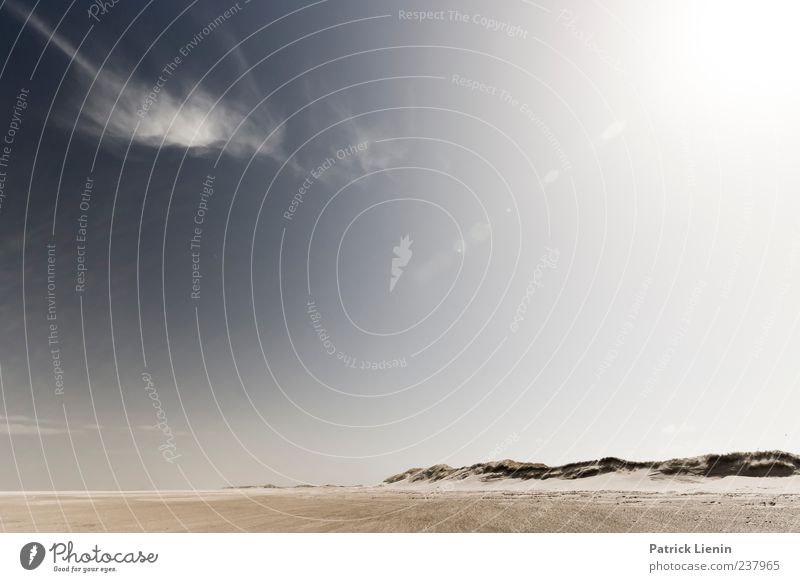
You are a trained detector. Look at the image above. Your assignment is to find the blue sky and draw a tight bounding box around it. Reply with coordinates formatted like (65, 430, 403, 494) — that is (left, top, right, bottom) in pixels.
(0, 0, 798, 490)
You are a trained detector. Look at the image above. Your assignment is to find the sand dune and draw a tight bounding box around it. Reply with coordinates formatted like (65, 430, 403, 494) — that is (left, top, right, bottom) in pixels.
(383, 451, 800, 492)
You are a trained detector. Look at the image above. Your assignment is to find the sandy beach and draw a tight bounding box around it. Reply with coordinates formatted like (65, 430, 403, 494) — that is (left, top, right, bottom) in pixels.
(3, 473, 800, 533)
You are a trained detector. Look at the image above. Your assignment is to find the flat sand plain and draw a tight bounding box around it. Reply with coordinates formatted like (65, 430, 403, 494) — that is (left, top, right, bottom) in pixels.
(2, 479, 800, 532)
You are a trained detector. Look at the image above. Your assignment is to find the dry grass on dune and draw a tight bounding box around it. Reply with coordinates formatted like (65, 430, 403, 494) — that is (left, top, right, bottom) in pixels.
(384, 451, 800, 484)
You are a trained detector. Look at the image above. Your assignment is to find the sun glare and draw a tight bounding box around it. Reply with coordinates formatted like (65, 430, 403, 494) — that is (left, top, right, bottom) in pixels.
(675, 0, 800, 100)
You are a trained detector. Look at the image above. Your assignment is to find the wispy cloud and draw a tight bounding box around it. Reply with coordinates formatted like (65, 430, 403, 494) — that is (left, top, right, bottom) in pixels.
(6, 1, 281, 155)
(0, 417, 71, 436)
(308, 97, 409, 180)
(0, 414, 34, 423)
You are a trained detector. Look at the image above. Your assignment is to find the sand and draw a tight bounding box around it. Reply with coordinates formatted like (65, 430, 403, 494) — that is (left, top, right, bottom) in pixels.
(2, 473, 800, 532)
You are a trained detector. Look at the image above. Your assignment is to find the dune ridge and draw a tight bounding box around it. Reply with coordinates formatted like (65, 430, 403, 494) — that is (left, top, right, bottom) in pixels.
(384, 451, 800, 484)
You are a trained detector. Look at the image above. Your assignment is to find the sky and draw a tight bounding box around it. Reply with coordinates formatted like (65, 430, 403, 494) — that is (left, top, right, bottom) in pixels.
(0, 0, 799, 490)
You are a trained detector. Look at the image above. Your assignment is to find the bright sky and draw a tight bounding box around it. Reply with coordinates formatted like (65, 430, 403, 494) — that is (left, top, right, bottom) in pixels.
(0, 0, 798, 490)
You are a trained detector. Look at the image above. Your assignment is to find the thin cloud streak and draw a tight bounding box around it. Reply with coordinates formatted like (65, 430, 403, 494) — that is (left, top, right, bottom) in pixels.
(0, 421, 71, 436)
(6, 0, 281, 155)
